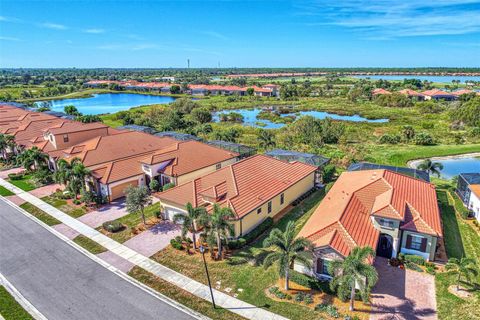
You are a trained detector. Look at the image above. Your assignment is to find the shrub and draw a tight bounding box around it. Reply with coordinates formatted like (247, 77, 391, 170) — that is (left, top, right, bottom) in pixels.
(405, 261, 423, 272)
(470, 127, 480, 137)
(149, 179, 160, 192)
(243, 217, 273, 243)
(404, 254, 425, 266)
(315, 304, 340, 318)
(323, 164, 336, 183)
(269, 286, 279, 294)
(389, 258, 402, 267)
(31, 169, 53, 185)
(379, 134, 401, 144)
(8, 172, 24, 180)
(289, 270, 332, 293)
(162, 183, 175, 191)
(294, 292, 305, 302)
(73, 199, 81, 205)
(170, 238, 184, 250)
(304, 293, 313, 305)
(414, 132, 435, 145)
(102, 220, 124, 233)
(426, 266, 436, 275)
(227, 238, 246, 250)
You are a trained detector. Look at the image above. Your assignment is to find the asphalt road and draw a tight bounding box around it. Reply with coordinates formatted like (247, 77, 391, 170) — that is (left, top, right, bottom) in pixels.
(0, 198, 197, 320)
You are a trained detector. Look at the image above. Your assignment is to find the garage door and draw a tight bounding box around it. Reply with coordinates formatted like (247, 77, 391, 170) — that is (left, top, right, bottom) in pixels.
(164, 206, 186, 221)
(110, 180, 139, 200)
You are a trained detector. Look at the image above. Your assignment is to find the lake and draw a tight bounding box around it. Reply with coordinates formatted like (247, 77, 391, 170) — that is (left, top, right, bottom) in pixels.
(410, 155, 480, 180)
(34, 93, 176, 115)
(213, 108, 388, 129)
(354, 75, 480, 84)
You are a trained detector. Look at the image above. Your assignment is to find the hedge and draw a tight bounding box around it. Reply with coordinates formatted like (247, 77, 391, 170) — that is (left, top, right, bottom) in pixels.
(404, 254, 425, 266)
(8, 172, 24, 180)
(289, 270, 332, 293)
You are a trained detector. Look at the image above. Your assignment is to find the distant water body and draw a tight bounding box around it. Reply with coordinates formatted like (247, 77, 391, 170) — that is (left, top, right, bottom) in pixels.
(35, 93, 176, 115)
(354, 75, 480, 83)
(410, 155, 480, 180)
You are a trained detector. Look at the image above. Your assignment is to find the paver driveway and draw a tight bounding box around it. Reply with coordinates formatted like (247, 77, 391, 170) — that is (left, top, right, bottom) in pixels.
(370, 257, 437, 320)
(78, 199, 130, 228)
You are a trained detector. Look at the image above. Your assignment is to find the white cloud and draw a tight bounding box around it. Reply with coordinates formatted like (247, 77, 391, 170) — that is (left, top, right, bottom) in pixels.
(41, 22, 68, 30)
(84, 28, 105, 34)
(0, 36, 21, 41)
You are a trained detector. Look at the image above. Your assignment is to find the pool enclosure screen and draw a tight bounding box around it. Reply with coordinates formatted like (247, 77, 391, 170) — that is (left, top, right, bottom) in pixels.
(348, 162, 430, 182)
(207, 140, 256, 159)
(265, 149, 330, 168)
(155, 131, 202, 141)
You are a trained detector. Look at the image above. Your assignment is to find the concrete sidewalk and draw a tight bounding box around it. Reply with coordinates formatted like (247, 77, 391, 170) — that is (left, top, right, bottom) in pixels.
(0, 178, 288, 320)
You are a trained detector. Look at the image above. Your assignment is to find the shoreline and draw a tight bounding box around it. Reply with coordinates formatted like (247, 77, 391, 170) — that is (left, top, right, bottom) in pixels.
(407, 152, 480, 169)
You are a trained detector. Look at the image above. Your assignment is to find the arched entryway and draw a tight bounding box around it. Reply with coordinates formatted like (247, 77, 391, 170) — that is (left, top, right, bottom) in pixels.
(377, 234, 393, 258)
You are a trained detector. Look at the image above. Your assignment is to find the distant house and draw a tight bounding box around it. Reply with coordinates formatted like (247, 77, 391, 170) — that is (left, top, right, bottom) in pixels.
(457, 173, 480, 221)
(372, 88, 392, 96)
(295, 170, 443, 279)
(262, 84, 281, 97)
(398, 89, 425, 101)
(421, 89, 456, 101)
(155, 155, 317, 238)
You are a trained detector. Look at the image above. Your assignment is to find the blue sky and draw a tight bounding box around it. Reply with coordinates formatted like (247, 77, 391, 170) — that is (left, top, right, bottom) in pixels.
(1, 0, 479, 68)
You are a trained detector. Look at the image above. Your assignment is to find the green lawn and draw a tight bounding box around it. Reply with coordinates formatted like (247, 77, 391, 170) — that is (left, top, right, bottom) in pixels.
(0, 286, 34, 320)
(0, 186, 14, 196)
(19, 202, 61, 226)
(146, 189, 359, 320)
(41, 196, 87, 218)
(72, 235, 107, 254)
(100, 203, 160, 243)
(435, 188, 480, 320)
(7, 175, 37, 192)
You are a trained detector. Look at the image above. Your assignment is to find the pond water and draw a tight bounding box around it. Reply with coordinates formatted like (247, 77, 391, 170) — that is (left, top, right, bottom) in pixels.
(354, 75, 480, 84)
(213, 108, 388, 129)
(34, 93, 176, 115)
(434, 156, 480, 179)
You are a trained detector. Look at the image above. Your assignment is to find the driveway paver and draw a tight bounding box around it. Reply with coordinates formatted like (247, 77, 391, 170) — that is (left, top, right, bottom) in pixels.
(123, 222, 182, 257)
(78, 199, 129, 228)
(370, 257, 437, 320)
(29, 184, 63, 198)
(0, 167, 24, 179)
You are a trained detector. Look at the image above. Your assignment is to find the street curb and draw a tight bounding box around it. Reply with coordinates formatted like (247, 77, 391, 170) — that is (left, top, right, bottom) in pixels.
(0, 196, 210, 320)
(0, 273, 48, 320)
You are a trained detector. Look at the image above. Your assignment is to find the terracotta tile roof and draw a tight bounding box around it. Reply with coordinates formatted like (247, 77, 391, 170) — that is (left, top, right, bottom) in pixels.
(470, 185, 480, 199)
(372, 88, 392, 95)
(421, 89, 454, 97)
(156, 154, 317, 219)
(140, 140, 238, 177)
(45, 122, 108, 135)
(91, 154, 147, 184)
(62, 131, 178, 167)
(298, 169, 442, 257)
(398, 89, 424, 97)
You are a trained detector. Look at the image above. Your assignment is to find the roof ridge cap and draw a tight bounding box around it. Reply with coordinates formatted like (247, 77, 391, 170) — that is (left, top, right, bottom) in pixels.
(337, 221, 357, 247)
(230, 165, 239, 197)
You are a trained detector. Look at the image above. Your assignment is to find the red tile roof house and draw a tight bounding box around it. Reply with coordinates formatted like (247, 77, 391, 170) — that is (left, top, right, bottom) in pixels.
(155, 155, 318, 237)
(421, 89, 457, 101)
(294, 169, 442, 280)
(60, 131, 239, 201)
(372, 88, 392, 96)
(398, 89, 425, 101)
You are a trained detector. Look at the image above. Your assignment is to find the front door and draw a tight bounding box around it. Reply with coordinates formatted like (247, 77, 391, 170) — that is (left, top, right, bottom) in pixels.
(377, 234, 393, 258)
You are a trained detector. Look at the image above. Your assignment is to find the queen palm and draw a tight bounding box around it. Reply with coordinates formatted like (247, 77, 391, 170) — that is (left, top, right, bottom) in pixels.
(257, 129, 276, 150)
(445, 257, 478, 290)
(204, 204, 235, 259)
(0, 134, 15, 160)
(72, 159, 90, 191)
(17, 147, 48, 171)
(328, 246, 378, 311)
(173, 202, 208, 250)
(417, 159, 444, 177)
(263, 221, 313, 291)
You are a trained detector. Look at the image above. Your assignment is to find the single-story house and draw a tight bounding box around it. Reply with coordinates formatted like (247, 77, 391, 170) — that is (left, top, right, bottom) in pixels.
(155, 154, 317, 238)
(295, 169, 443, 280)
(422, 89, 456, 101)
(372, 88, 392, 96)
(457, 173, 480, 221)
(398, 89, 425, 101)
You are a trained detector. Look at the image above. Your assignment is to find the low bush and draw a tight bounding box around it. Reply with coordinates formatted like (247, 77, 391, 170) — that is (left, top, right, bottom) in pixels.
(162, 183, 175, 191)
(323, 164, 336, 183)
(8, 172, 24, 180)
(102, 220, 124, 233)
(405, 261, 423, 272)
(414, 132, 435, 145)
(404, 254, 425, 266)
(426, 266, 436, 275)
(227, 238, 246, 250)
(243, 217, 273, 243)
(379, 134, 401, 144)
(304, 293, 313, 305)
(294, 292, 305, 302)
(289, 270, 332, 293)
(149, 179, 161, 192)
(73, 199, 81, 205)
(269, 286, 279, 294)
(170, 238, 184, 250)
(315, 304, 340, 318)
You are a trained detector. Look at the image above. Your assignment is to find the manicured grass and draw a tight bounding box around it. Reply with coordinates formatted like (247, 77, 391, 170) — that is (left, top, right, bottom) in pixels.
(100, 203, 160, 243)
(7, 174, 37, 191)
(19, 202, 61, 226)
(435, 188, 480, 320)
(0, 186, 14, 196)
(128, 267, 246, 320)
(41, 195, 87, 218)
(0, 286, 34, 320)
(72, 235, 107, 254)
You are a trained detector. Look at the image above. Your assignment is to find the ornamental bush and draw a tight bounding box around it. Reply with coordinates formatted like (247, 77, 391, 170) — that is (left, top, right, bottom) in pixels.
(414, 132, 435, 145)
(404, 254, 425, 266)
(102, 220, 124, 233)
(378, 134, 401, 144)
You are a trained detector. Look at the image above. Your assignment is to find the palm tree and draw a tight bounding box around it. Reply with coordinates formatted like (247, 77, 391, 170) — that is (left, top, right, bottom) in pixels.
(173, 202, 207, 250)
(203, 204, 235, 260)
(54, 158, 90, 197)
(71, 159, 90, 191)
(263, 221, 313, 291)
(53, 159, 72, 186)
(445, 257, 478, 290)
(417, 159, 444, 177)
(402, 125, 415, 141)
(257, 129, 276, 150)
(0, 134, 15, 160)
(17, 147, 48, 171)
(328, 246, 378, 312)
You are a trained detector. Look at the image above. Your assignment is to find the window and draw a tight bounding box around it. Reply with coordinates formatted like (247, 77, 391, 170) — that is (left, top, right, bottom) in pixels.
(216, 163, 221, 170)
(63, 134, 69, 143)
(280, 193, 285, 205)
(316, 258, 331, 276)
(268, 201, 272, 214)
(257, 208, 262, 214)
(379, 218, 395, 229)
(409, 235, 424, 251)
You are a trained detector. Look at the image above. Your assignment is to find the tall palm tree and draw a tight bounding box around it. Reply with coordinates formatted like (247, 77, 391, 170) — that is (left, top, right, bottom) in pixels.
(257, 129, 276, 150)
(17, 147, 48, 171)
(0, 134, 15, 160)
(203, 204, 235, 259)
(53, 159, 73, 185)
(417, 159, 444, 177)
(328, 246, 378, 311)
(71, 159, 90, 191)
(263, 221, 313, 291)
(173, 202, 207, 250)
(445, 257, 478, 290)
